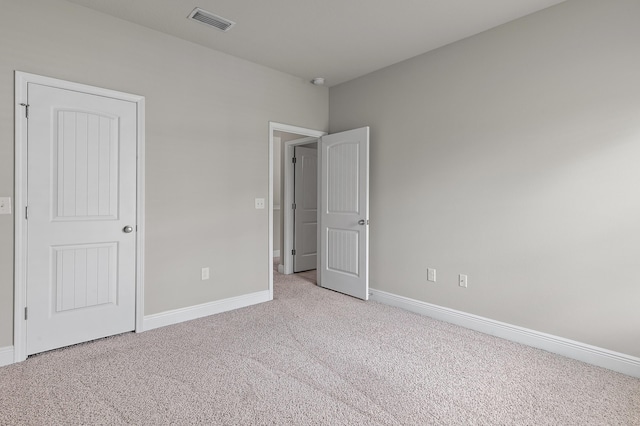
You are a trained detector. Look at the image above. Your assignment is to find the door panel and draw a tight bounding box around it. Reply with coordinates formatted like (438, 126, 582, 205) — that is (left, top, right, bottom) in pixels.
(27, 83, 137, 355)
(54, 111, 118, 220)
(293, 146, 318, 272)
(319, 127, 369, 300)
(327, 228, 359, 276)
(327, 142, 359, 213)
(53, 244, 116, 312)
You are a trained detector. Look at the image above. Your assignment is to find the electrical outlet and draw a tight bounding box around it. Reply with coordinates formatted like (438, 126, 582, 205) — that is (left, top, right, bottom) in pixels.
(255, 198, 265, 209)
(459, 274, 468, 288)
(427, 268, 436, 282)
(0, 197, 11, 215)
(201, 267, 210, 280)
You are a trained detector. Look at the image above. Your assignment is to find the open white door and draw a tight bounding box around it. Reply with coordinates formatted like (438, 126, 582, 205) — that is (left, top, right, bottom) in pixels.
(319, 127, 369, 300)
(293, 146, 318, 272)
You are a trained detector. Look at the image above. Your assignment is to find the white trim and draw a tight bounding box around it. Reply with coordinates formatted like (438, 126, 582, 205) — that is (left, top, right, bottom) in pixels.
(143, 290, 270, 331)
(282, 137, 319, 275)
(0, 346, 14, 367)
(268, 123, 326, 300)
(14, 72, 28, 363)
(135, 98, 146, 333)
(370, 289, 640, 378)
(13, 71, 146, 361)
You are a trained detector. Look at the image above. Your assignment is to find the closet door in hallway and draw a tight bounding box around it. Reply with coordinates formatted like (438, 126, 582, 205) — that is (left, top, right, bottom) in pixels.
(293, 145, 318, 272)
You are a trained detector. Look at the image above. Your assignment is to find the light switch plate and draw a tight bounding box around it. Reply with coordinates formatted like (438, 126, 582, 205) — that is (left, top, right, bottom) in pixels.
(255, 198, 265, 209)
(0, 197, 11, 215)
(201, 267, 210, 280)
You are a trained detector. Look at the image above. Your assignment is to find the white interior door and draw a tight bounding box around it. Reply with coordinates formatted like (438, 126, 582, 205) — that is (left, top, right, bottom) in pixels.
(319, 127, 369, 300)
(26, 83, 137, 355)
(293, 145, 318, 272)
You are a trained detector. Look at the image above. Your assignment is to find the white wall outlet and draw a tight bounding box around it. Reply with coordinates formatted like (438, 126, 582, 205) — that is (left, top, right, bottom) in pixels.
(201, 267, 210, 280)
(459, 274, 468, 288)
(427, 268, 436, 282)
(0, 197, 11, 215)
(255, 198, 265, 209)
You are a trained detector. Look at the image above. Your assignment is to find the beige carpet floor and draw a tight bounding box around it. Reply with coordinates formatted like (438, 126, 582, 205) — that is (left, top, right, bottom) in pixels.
(1, 261, 639, 425)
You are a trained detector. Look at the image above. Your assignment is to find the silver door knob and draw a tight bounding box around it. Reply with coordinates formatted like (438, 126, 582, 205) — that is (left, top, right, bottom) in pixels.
(358, 220, 366, 225)
(123, 226, 133, 233)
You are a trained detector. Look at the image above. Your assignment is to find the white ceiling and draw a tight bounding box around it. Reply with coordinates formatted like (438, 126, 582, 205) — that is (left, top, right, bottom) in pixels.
(65, 0, 566, 87)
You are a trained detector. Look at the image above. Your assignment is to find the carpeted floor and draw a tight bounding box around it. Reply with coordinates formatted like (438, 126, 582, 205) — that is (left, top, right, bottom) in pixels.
(1, 261, 639, 425)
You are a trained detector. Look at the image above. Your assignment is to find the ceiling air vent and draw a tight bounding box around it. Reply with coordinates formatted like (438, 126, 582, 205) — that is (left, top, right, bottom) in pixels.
(188, 7, 235, 32)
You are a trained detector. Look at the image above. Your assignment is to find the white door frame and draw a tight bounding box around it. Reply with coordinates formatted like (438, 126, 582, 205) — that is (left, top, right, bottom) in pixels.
(283, 137, 318, 275)
(13, 71, 146, 363)
(268, 123, 325, 299)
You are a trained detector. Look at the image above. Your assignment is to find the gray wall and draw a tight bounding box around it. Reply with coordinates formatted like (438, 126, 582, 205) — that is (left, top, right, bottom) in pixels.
(330, 0, 640, 357)
(0, 0, 328, 347)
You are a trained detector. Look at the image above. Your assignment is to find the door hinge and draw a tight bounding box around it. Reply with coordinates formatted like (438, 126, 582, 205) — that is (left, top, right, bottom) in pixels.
(20, 103, 29, 119)
(24, 307, 28, 320)
(292, 249, 296, 255)
(292, 157, 297, 164)
(292, 203, 296, 210)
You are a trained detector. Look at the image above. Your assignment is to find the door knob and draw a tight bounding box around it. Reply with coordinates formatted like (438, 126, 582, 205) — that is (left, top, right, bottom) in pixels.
(358, 220, 366, 225)
(123, 226, 133, 233)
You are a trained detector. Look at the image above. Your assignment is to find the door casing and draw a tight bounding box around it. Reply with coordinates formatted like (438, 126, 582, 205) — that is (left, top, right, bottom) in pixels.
(14, 71, 146, 363)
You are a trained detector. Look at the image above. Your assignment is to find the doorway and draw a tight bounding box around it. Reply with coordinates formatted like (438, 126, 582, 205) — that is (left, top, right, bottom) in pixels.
(281, 136, 321, 275)
(268, 123, 370, 301)
(268, 123, 325, 299)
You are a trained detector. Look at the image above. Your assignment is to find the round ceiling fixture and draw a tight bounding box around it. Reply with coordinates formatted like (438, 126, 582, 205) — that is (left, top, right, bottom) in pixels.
(311, 77, 325, 86)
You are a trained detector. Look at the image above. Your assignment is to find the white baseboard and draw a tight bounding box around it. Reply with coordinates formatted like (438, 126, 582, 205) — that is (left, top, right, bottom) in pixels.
(370, 289, 640, 379)
(273, 250, 280, 258)
(143, 290, 271, 332)
(277, 264, 284, 274)
(0, 346, 14, 367)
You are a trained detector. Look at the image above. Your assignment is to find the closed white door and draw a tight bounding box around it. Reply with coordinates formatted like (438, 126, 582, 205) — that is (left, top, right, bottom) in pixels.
(293, 146, 318, 272)
(26, 83, 137, 355)
(319, 127, 369, 300)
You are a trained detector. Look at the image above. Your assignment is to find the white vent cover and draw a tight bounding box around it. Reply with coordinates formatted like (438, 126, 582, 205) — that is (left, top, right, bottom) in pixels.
(188, 7, 235, 32)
